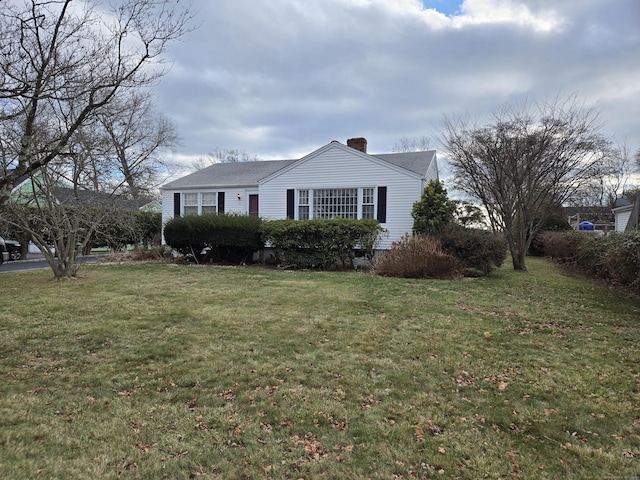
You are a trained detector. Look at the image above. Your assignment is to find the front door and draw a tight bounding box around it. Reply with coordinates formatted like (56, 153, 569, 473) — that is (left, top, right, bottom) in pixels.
(249, 194, 259, 217)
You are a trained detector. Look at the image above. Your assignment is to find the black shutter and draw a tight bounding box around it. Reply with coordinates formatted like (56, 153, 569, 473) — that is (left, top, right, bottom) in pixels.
(286, 189, 295, 219)
(173, 193, 181, 217)
(218, 192, 225, 213)
(377, 186, 387, 223)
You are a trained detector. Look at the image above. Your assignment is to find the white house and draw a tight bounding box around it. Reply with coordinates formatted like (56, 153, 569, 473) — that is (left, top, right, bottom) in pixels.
(161, 138, 439, 249)
(612, 196, 639, 232)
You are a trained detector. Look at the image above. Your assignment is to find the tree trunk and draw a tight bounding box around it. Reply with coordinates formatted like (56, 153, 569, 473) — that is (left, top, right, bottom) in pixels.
(510, 249, 527, 271)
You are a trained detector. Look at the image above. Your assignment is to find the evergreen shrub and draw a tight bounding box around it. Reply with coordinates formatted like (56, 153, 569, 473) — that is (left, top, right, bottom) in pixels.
(261, 218, 386, 270)
(164, 213, 263, 263)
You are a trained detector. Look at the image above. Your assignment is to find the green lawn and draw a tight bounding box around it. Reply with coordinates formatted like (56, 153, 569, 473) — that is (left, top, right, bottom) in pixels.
(0, 258, 638, 479)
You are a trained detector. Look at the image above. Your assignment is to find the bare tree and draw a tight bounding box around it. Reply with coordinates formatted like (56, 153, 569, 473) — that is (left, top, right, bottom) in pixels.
(0, 0, 193, 203)
(570, 141, 635, 208)
(191, 148, 259, 171)
(95, 90, 179, 198)
(2, 167, 110, 278)
(442, 96, 609, 271)
(392, 135, 432, 153)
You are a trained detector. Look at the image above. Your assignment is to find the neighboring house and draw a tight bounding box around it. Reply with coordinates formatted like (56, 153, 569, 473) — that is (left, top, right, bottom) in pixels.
(612, 196, 639, 232)
(10, 174, 159, 211)
(161, 138, 439, 249)
(564, 206, 615, 232)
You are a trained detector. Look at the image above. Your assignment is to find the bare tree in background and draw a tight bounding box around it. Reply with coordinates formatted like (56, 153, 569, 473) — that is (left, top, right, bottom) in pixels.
(191, 148, 259, 171)
(442, 96, 609, 271)
(0, 0, 193, 203)
(96, 90, 179, 199)
(392, 135, 432, 153)
(570, 141, 635, 208)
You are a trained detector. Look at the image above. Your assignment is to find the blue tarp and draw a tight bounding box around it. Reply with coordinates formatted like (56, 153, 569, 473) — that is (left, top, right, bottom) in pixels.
(578, 221, 595, 231)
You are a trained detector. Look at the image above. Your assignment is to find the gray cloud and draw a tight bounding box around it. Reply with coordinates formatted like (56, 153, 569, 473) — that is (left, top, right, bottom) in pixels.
(155, 0, 640, 166)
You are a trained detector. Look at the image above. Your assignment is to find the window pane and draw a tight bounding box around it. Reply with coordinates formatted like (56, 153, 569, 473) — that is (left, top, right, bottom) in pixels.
(184, 193, 197, 206)
(183, 206, 198, 216)
(313, 188, 357, 219)
(202, 206, 217, 214)
(202, 193, 216, 206)
(362, 205, 374, 219)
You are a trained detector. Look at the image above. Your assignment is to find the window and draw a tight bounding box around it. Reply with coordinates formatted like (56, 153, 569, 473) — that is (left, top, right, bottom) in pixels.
(314, 188, 358, 219)
(362, 187, 375, 219)
(298, 190, 309, 220)
(290, 187, 376, 220)
(183, 193, 198, 216)
(201, 192, 217, 214)
(182, 192, 217, 215)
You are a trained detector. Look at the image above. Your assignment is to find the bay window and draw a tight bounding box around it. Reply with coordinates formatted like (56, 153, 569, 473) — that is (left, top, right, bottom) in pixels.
(294, 187, 379, 220)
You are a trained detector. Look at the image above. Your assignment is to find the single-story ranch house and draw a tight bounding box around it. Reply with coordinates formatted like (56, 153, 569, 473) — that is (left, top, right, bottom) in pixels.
(161, 138, 439, 249)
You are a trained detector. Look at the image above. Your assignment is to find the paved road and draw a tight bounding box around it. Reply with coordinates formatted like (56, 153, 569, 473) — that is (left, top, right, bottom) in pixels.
(0, 254, 106, 273)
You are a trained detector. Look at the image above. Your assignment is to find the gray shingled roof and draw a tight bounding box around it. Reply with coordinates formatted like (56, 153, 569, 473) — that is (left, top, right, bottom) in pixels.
(373, 150, 436, 176)
(162, 147, 436, 190)
(163, 159, 297, 189)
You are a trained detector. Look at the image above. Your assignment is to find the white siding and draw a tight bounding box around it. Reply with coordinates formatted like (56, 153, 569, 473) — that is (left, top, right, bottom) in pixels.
(259, 144, 429, 249)
(614, 208, 632, 232)
(161, 189, 175, 243)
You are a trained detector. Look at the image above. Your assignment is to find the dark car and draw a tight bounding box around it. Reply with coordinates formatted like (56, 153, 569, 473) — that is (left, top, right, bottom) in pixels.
(0, 236, 9, 264)
(4, 239, 21, 261)
(0, 236, 21, 263)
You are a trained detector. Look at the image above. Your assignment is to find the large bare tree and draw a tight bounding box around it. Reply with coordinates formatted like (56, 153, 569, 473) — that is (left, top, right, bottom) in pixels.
(0, 0, 192, 203)
(442, 96, 609, 271)
(78, 90, 179, 198)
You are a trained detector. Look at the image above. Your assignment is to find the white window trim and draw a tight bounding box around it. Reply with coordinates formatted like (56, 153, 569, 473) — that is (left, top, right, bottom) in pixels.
(295, 187, 376, 220)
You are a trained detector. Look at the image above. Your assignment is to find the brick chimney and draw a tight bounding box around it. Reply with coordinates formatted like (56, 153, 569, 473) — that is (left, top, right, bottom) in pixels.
(347, 137, 367, 153)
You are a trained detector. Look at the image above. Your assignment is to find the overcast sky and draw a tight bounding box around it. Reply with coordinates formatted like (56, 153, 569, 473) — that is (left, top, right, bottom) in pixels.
(154, 0, 640, 172)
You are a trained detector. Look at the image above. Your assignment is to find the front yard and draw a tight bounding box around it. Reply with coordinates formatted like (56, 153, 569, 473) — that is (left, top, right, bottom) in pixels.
(0, 258, 638, 478)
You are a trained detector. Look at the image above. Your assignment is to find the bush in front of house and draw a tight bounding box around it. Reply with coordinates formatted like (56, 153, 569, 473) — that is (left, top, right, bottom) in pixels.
(438, 225, 508, 277)
(371, 234, 464, 279)
(538, 230, 640, 291)
(261, 218, 386, 269)
(164, 213, 263, 263)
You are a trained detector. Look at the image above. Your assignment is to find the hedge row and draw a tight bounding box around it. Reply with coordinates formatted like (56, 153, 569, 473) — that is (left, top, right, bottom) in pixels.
(261, 218, 386, 269)
(163, 213, 263, 263)
(537, 230, 640, 291)
(163, 214, 386, 268)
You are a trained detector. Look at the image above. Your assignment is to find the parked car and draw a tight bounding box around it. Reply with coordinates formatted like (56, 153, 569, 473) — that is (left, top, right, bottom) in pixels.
(4, 239, 21, 261)
(0, 236, 9, 264)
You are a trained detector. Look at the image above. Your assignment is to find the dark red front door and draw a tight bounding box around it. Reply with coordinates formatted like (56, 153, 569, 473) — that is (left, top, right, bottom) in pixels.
(249, 194, 259, 217)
